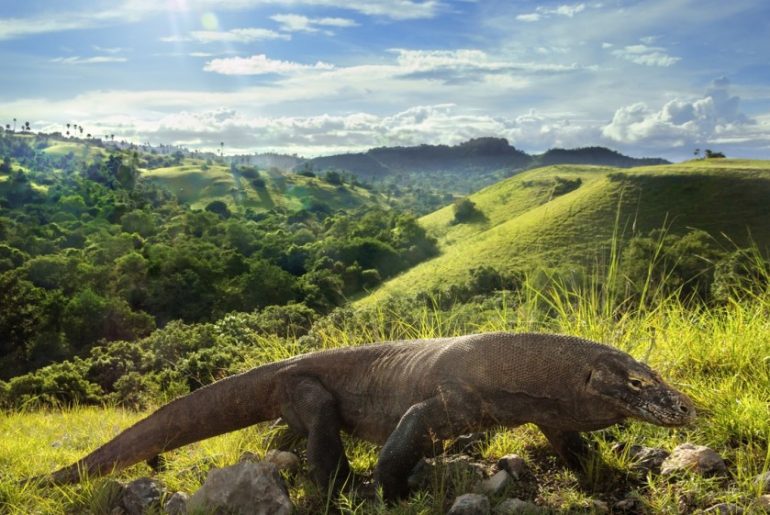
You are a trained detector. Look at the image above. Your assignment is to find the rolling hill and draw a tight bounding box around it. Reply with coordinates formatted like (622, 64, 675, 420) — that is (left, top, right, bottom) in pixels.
(359, 158, 770, 302)
(301, 137, 668, 180)
(141, 161, 378, 212)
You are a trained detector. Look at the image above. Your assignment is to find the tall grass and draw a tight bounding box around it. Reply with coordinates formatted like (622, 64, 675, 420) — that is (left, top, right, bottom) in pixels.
(2, 249, 770, 513)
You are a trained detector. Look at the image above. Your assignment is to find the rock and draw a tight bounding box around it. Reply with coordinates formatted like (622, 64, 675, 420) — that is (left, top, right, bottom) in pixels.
(238, 451, 260, 463)
(703, 503, 744, 514)
(264, 450, 301, 474)
(660, 443, 727, 476)
(164, 491, 189, 515)
(448, 433, 487, 456)
(478, 470, 512, 495)
(614, 444, 670, 473)
(496, 455, 530, 480)
(448, 493, 491, 515)
(187, 461, 292, 515)
(614, 497, 643, 513)
(754, 472, 770, 493)
(756, 495, 770, 512)
(494, 498, 542, 514)
(121, 478, 164, 515)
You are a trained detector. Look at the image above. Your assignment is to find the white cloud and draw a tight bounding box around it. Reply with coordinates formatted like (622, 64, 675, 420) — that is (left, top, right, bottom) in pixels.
(610, 44, 680, 67)
(391, 48, 581, 82)
(0, 0, 438, 41)
(602, 77, 755, 148)
(203, 54, 334, 75)
(516, 13, 541, 22)
(270, 13, 358, 33)
(92, 45, 125, 54)
(50, 56, 128, 65)
(182, 28, 290, 43)
(516, 3, 586, 22)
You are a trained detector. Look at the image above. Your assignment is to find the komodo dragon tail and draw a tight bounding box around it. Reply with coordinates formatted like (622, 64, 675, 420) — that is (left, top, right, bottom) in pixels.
(46, 361, 287, 484)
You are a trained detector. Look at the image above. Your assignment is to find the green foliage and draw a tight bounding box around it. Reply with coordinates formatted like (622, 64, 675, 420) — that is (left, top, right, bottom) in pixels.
(451, 197, 483, 224)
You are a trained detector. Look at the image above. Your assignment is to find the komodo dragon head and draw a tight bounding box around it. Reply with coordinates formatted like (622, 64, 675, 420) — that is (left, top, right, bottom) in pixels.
(585, 351, 696, 426)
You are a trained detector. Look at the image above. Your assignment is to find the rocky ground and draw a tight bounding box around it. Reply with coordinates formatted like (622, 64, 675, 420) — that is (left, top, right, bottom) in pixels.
(96, 438, 770, 514)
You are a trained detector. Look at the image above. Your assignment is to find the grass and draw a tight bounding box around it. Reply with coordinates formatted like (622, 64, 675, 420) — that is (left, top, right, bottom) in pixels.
(3, 269, 770, 513)
(362, 159, 770, 303)
(143, 160, 377, 212)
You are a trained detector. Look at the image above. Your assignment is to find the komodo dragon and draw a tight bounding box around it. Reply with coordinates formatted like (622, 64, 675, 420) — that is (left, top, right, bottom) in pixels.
(43, 332, 695, 501)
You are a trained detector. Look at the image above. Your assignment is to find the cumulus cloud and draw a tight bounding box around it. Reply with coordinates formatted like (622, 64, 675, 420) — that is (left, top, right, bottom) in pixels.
(517, 3, 586, 22)
(270, 14, 358, 33)
(602, 77, 755, 148)
(203, 54, 334, 75)
(610, 43, 680, 67)
(65, 104, 593, 156)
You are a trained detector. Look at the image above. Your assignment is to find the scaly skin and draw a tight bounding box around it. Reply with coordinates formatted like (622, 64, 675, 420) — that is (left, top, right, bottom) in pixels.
(43, 332, 695, 501)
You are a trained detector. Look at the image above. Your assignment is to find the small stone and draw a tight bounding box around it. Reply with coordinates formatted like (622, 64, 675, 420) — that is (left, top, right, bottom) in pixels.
(164, 491, 189, 515)
(478, 470, 512, 495)
(754, 472, 770, 494)
(497, 455, 529, 480)
(660, 443, 727, 476)
(703, 503, 744, 514)
(755, 495, 770, 512)
(630, 446, 670, 473)
(494, 498, 542, 514)
(614, 497, 642, 512)
(448, 493, 491, 515)
(188, 461, 292, 515)
(121, 477, 164, 515)
(449, 433, 487, 456)
(264, 450, 301, 474)
(238, 451, 260, 463)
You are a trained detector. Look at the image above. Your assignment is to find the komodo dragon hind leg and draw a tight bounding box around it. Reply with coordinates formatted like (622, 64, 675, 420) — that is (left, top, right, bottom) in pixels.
(376, 390, 480, 502)
(279, 376, 351, 495)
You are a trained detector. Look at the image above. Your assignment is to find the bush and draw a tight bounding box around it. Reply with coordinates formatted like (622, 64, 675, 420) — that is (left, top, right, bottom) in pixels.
(452, 198, 483, 224)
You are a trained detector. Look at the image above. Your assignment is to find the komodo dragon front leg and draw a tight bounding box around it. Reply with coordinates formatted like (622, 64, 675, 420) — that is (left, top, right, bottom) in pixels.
(278, 376, 352, 494)
(376, 386, 482, 502)
(537, 425, 591, 470)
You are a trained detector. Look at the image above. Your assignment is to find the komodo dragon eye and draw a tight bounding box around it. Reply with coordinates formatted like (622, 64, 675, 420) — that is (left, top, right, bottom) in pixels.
(628, 378, 644, 389)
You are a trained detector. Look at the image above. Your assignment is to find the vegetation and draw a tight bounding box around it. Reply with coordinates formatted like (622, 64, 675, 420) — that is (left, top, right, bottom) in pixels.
(0, 133, 437, 379)
(1, 131, 770, 513)
(2, 258, 770, 513)
(365, 159, 770, 302)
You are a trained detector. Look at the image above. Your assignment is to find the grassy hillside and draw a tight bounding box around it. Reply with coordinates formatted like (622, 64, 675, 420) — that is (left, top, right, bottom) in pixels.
(362, 159, 770, 301)
(3, 287, 770, 513)
(143, 160, 378, 212)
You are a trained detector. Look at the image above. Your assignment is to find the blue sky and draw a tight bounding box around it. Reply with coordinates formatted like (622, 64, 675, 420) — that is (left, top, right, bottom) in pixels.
(1, 0, 768, 159)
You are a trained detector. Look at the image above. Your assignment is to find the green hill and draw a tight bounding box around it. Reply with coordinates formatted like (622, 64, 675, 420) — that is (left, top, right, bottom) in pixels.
(141, 160, 379, 212)
(361, 159, 770, 301)
(141, 162, 350, 212)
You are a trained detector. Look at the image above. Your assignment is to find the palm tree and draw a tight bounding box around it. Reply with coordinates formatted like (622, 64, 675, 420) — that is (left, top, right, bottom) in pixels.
(12, 118, 16, 132)
(219, 141, 224, 157)
(24, 121, 30, 132)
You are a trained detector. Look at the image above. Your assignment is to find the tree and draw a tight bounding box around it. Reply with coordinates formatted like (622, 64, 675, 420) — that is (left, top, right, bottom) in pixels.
(452, 197, 483, 224)
(693, 148, 701, 159)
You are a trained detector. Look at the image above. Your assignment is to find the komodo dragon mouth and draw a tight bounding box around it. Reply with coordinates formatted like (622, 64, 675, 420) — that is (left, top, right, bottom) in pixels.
(586, 354, 696, 426)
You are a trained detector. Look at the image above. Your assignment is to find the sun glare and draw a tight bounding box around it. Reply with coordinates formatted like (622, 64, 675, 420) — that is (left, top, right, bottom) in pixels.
(201, 12, 220, 31)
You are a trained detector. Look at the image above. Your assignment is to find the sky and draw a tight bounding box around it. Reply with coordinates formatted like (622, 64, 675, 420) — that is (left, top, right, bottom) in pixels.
(0, 0, 769, 160)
